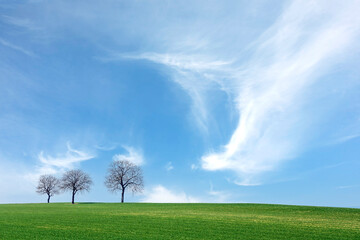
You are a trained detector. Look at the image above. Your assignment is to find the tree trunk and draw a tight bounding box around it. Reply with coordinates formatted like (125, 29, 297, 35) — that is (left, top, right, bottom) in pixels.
(121, 188, 125, 203)
(47, 195, 50, 203)
(72, 191, 75, 204)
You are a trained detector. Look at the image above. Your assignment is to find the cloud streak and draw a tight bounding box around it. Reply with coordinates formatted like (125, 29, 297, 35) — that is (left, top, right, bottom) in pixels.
(165, 162, 174, 171)
(3, 0, 359, 187)
(28, 143, 94, 182)
(113, 146, 144, 166)
(0, 38, 35, 57)
(142, 184, 233, 203)
(201, 0, 360, 184)
(128, 0, 360, 184)
(122, 52, 232, 132)
(142, 185, 200, 203)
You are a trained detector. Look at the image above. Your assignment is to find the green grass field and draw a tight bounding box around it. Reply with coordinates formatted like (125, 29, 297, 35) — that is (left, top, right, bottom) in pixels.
(0, 203, 359, 239)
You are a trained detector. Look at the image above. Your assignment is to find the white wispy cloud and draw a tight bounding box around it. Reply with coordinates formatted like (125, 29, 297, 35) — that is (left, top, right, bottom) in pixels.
(200, 0, 360, 184)
(4, 0, 360, 187)
(0, 38, 35, 57)
(336, 185, 358, 189)
(112, 146, 144, 166)
(332, 134, 360, 144)
(142, 185, 200, 203)
(122, 53, 232, 132)
(39, 142, 94, 169)
(0, 143, 94, 202)
(208, 182, 232, 202)
(165, 162, 174, 171)
(190, 164, 198, 170)
(124, 0, 360, 184)
(95, 143, 117, 151)
(142, 184, 233, 203)
(2, 15, 40, 31)
(0, 159, 35, 203)
(27, 143, 94, 182)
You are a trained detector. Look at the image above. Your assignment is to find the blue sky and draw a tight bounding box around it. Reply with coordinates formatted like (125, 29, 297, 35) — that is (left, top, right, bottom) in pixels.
(1, 0, 360, 207)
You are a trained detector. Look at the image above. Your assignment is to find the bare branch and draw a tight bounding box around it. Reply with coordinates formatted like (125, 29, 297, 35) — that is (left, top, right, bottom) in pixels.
(105, 160, 144, 203)
(60, 169, 93, 204)
(36, 174, 60, 203)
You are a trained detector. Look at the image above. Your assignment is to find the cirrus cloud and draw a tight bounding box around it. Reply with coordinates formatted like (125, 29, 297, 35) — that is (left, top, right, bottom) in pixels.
(142, 185, 200, 203)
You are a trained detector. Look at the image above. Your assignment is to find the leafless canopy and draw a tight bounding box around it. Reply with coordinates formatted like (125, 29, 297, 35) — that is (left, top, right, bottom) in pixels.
(36, 174, 60, 203)
(105, 160, 144, 203)
(60, 169, 93, 204)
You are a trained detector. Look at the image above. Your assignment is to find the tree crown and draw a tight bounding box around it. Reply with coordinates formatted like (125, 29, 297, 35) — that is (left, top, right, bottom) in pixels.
(60, 169, 92, 193)
(105, 160, 144, 194)
(36, 174, 60, 196)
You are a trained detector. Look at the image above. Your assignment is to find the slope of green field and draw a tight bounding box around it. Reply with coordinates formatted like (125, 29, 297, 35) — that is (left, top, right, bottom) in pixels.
(0, 203, 359, 239)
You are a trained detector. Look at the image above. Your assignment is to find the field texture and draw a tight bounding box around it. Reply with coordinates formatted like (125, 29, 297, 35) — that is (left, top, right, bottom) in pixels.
(0, 203, 359, 239)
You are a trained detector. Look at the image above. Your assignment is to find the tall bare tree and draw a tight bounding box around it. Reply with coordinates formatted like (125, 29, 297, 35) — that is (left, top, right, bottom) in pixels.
(60, 169, 92, 204)
(36, 174, 60, 203)
(105, 160, 144, 203)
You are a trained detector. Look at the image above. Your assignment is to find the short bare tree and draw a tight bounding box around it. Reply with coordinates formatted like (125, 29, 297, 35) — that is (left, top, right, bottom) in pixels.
(105, 160, 144, 203)
(60, 169, 93, 204)
(36, 174, 60, 203)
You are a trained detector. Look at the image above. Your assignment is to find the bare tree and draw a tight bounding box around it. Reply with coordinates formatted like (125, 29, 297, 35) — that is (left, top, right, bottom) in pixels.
(36, 174, 60, 203)
(60, 169, 92, 204)
(105, 160, 144, 203)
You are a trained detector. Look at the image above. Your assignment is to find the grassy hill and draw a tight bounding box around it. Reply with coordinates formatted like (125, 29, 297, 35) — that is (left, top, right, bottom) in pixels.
(0, 203, 359, 239)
